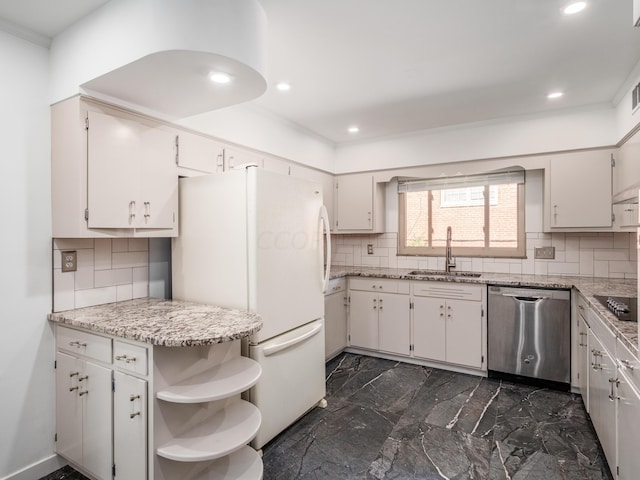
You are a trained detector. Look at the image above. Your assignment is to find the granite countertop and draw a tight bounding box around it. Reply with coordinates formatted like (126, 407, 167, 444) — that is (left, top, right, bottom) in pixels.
(47, 298, 262, 347)
(330, 265, 639, 357)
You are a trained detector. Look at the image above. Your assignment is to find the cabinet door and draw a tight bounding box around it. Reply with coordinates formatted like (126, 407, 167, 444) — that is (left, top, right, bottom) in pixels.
(617, 370, 640, 480)
(55, 352, 83, 466)
(177, 130, 224, 173)
(82, 361, 113, 480)
(349, 290, 378, 349)
(87, 110, 177, 230)
(325, 291, 348, 359)
(378, 293, 410, 355)
(137, 125, 178, 229)
(549, 152, 612, 228)
(335, 174, 373, 230)
(114, 371, 147, 480)
(87, 110, 141, 228)
(587, 332, 617, 472)
(446, 299, 483, 368)
(413, 297, 446, 362)
(577, 316, 589, 410)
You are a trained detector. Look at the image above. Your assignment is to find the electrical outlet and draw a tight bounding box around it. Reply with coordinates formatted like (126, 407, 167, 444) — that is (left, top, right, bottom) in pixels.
(367, 244, 374, 255)
(61, 250, 77, 272)
(534, 246, 555, 260)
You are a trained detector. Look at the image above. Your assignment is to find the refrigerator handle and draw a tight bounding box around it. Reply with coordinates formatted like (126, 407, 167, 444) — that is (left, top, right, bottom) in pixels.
(263, 322, 323, 356)
(320, 205, 331, 293)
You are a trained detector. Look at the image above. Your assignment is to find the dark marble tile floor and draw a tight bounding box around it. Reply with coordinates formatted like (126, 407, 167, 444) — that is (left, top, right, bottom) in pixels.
(39, 465, 89, 480)
(262, 353, 613, 480)
(42, 353, 612, 480)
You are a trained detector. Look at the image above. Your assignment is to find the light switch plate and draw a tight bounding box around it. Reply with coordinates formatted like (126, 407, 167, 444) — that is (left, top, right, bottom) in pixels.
(61, 250, 77, 272)
(367, 244, 374, 255)
(534, 246, 555, 259)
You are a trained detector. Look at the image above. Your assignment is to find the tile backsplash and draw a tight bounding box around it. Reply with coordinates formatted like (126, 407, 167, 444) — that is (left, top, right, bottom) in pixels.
(53, 238, 149, 312)
(331, 231, 637, 279)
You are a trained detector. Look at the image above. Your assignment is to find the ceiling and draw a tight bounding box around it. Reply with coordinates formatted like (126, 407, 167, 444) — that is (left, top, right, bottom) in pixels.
(1, 0, 640, 145)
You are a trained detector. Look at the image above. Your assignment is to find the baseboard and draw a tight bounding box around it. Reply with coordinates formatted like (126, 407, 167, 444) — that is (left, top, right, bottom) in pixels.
(1, 454, 65, 480)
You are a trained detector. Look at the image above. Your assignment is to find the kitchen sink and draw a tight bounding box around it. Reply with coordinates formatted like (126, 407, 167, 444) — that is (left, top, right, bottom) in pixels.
(406, 270, 482, 278)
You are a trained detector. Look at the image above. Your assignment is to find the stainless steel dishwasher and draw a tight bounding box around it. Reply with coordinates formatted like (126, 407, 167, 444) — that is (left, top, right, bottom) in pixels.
(488, 285, 571, 389)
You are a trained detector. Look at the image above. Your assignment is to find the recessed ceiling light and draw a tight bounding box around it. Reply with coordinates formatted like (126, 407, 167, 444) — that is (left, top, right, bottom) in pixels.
(276, 82, 291, 91)
(209, 72, 232, 84)
(348, 126, 360, 133)
(547, 91, 564, 99)
(563, 2, 586, 15)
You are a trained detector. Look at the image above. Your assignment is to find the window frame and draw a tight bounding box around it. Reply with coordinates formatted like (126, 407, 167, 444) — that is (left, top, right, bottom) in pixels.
(398, 179, 526, 258)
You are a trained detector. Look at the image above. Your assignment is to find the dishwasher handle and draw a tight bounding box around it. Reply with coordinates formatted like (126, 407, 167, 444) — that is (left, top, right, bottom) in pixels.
(499, 292, 550, 301)
(514, 296, 549, 302)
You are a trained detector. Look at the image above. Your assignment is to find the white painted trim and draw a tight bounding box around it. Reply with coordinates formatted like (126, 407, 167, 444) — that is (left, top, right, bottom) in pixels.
(1, 455, 65, 480)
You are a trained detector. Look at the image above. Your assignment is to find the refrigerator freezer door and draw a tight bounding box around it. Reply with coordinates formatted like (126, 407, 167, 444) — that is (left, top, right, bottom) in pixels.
(249, 168, 325, 343)
(248, 319, 326, 449)
(172, 170, 249, 307)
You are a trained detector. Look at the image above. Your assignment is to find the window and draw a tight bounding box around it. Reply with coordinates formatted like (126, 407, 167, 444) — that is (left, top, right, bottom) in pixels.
(398, 171, 525, 257)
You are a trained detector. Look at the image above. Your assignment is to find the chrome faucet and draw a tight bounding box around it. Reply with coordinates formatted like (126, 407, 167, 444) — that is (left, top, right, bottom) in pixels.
(445, 226, 456, 273)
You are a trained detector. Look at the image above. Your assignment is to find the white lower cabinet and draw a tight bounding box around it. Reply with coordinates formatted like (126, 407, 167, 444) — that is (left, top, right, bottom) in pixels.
(56, 351, 113, 480)
(579, 300, 640, 480)
(324, 278, 348, 360)
(348, 279, 411, 355)
(412, 282, 485, 370)
(587, 331, 617, 471)
(56, 326, 262, 480)
(616, 367, 640, 480)
(113, 371, 147, 480)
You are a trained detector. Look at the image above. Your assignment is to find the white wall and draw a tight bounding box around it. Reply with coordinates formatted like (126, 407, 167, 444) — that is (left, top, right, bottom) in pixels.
(334, 104, 617, 173)
(0, 31, 61, 479)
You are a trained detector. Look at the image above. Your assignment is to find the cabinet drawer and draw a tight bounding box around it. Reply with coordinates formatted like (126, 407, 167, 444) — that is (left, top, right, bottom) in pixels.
(586, 308, 616, 356)
(57, 326, 112, 363)
(114, 341, 148, 376)
(617, 339, 640, 391)
(412, 282, 482, 301)
(349, 277, 409, 294)
(326, 278, 347, 295)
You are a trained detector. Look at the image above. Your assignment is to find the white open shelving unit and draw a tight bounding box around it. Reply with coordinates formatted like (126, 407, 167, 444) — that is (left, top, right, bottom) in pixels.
(153, 340, 263, 480)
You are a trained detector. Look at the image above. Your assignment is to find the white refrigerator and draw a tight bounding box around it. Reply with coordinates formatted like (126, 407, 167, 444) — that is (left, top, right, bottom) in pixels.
(172, 166, 331, 449)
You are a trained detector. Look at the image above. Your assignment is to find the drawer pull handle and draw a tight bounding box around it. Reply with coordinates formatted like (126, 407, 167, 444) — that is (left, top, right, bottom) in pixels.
(116, 355, 137, 363)
(69, 386, 79, 392)
(78, 375, 89, 382)
(78, 390, 88, 397)
(69, 372, 79, 378)
(621, 359, 635, 370)
(69, 341, 87, 348)
(130, 411, 141, 419)
(130, 394, 140, 402)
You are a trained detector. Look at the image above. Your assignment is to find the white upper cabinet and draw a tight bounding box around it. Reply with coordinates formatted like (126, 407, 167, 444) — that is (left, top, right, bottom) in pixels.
(52, 96, 178, 237)
(176, 130, 225, 174)
(544, 149, 615, 231)
(334, 173, 385, 232)
(87, 111, 177, 231)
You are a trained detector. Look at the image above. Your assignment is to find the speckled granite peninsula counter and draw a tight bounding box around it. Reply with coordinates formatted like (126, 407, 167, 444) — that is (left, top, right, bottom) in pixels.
(330, 265, 638, 357)
(47, 297, 263, 346)
(48, 298, 265, 480)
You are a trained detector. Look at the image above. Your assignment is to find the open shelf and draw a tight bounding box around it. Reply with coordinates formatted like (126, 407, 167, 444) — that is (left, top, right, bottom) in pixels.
(156, 400, 261, 462)
(156, 356, 262, 403)
(191, 446, 263, 480)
